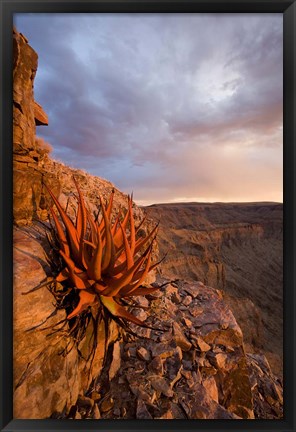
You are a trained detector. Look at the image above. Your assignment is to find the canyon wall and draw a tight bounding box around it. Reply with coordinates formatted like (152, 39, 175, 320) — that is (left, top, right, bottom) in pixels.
(144, 202, 283, 377)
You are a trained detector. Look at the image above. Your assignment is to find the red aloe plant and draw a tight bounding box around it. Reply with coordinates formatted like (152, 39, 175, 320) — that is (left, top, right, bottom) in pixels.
(44, 178, 161, 329)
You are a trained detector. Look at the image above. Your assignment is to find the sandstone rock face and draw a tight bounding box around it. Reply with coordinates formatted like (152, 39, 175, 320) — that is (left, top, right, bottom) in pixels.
(144, 202, 283, 378)
(34, 101, 48, 126)
(13, 228, 119, 419)
(13, 28, 58, 225)
(13, 28, 38, 156)
(13, 168, 60, 226)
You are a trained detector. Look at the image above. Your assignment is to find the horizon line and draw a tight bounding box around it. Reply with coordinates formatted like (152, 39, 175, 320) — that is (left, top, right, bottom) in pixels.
(137, 200, 283, 207)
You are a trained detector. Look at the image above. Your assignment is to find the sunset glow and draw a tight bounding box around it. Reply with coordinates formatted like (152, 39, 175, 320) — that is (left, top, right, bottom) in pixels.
(15, 13, 283, 204)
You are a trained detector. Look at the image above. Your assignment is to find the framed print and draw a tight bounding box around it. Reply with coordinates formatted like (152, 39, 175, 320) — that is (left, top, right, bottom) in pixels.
(1, 1, 295, 431)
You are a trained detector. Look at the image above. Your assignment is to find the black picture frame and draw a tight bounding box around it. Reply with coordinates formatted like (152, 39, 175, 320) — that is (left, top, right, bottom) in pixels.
(0, 0, 295, 431)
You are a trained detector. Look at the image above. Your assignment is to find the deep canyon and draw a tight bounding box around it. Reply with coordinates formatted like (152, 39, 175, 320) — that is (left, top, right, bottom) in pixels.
(144, 202, 283, 377)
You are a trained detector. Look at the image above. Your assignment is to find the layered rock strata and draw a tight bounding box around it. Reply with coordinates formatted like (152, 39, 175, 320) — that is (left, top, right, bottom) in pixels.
(13, 27, 59, 225)
(144, 203, 283, 378)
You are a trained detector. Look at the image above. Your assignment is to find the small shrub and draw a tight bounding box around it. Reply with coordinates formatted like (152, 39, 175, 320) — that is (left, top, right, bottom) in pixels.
(35, 136, 53, 156)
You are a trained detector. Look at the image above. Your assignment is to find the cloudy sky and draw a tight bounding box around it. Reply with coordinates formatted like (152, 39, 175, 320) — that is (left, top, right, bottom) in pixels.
(14, 13, 283, 205)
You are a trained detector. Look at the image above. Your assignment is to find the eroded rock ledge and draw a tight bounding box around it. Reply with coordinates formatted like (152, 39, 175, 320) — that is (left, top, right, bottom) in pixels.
(13, 227, 283, 419)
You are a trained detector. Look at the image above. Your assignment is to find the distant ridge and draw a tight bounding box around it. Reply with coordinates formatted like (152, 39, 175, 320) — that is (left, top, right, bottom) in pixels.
(146, 201, 282, 207)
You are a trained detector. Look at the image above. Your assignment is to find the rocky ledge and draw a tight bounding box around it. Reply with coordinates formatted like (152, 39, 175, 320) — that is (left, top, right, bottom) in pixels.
(74, 280, 283, 420)
(13, 227, 283, 420)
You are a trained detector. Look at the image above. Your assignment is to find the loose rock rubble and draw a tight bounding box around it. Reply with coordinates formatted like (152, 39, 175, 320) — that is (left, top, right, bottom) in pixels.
(67, 280, 283, 420)
(246, 353, 283, 419)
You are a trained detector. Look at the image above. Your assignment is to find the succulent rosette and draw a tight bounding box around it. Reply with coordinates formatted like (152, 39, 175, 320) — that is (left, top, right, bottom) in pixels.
(45, 178, 161, 329)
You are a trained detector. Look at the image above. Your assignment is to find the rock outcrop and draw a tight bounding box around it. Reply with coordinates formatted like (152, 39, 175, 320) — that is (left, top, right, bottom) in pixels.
(112, 280, 255, 420)
(13, 27, 59, 225)
(13, 28, 45, 155)
(13, 228, 119, 418)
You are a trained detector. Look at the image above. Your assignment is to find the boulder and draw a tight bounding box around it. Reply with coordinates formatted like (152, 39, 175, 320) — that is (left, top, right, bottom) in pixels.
(13, 228, 119, 418)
